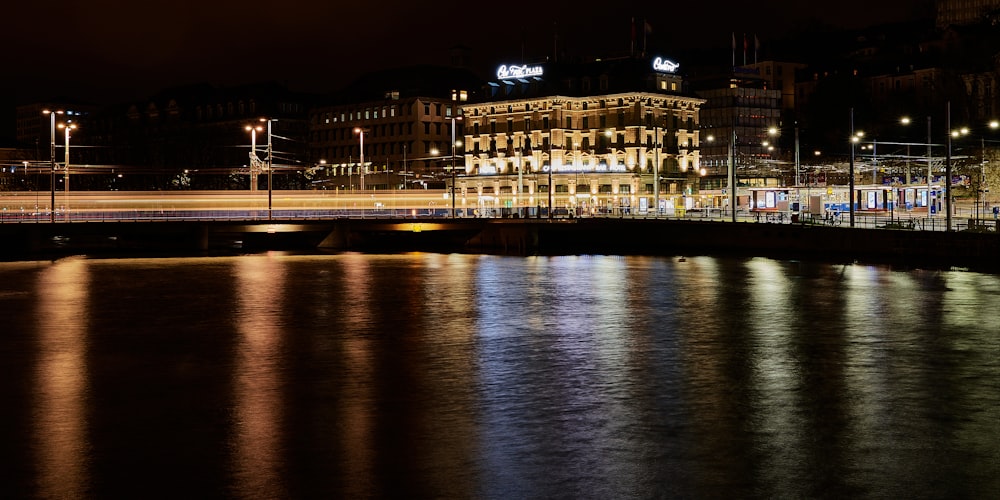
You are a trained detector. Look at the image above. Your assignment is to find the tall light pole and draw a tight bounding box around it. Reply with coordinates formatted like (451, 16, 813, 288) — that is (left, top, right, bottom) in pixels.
(653, 125, 660, 216)
(979, 120, 999, 221)
(450, 115, 462, 218)
(946, 101, 953, 231)
(927, 116, 933, 220)
(58, 122, 77, 216)
(516, 135, 523, 215)
(548, 126, 554, 218)
(794, 123, 801, 187)
(902, 115, 934, 219)
(849, 108, 856, 228)
(354, 127, 367, 191)
(43, 110, 63, 222)
(728, 118, 737, 223)
(245, 124, 262, 192)
(264, 118, 275, 220)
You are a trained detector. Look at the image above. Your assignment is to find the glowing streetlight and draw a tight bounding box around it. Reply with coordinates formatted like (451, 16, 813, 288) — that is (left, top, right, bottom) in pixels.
(57, 122, 77, 215)
(260, 118, 276, 219)
(42, 110, 63, 222)
(449, 114, 463, 218)
(354, 127, 368, 190)
(901, 114, 933, 219)
(245, 124, 263, 192)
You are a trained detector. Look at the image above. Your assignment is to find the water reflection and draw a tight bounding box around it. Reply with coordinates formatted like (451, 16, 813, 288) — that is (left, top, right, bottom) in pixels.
(231, 254, 288, 499)
(34, 257, 90, 500)
(0, 254, 997, 499)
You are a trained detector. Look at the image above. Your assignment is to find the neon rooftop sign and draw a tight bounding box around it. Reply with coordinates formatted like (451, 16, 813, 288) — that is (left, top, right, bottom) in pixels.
(652, 57, 680, 73)
(496, 64, 544, 79)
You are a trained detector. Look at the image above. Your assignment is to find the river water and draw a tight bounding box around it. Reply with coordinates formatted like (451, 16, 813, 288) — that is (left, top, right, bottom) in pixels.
(0, 253, 997, 499)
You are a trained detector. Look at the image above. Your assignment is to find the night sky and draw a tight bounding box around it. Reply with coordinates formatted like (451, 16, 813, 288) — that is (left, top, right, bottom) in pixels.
(2, 1, 926, 123)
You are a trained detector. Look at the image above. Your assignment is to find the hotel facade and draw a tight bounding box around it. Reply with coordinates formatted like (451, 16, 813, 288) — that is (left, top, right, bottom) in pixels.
(455, 56, 707, 216)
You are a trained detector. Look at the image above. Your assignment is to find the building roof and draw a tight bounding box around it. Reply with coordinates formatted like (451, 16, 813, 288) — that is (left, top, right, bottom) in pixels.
(474, 55, 697, 102)
(321, 65, 486, 105)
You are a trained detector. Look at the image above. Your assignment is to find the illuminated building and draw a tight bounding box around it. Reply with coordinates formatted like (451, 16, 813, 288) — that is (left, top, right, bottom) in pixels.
(936, 0, 1000, 28)
(308, 65, 481, 190)
(456, 56, 706, 216)
(688, 66, 783, 212)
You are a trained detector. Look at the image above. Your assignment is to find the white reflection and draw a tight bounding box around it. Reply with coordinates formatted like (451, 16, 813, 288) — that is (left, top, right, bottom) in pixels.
(743, 258, 807, 484)
(232, 255, 287, 499)
(34, 257, 90, 499)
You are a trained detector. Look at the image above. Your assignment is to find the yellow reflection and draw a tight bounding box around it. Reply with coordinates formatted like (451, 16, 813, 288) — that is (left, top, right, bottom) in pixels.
(34, 257, 90, 499)
(337, 253, 376, 497)
(232, 255, 287, 499)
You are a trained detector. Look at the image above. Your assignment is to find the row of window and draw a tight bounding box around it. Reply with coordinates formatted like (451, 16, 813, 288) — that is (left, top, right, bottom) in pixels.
(310, 120, 466, 143)
(314, 140, 456, 160)
(469, 113, 697, 135)
(315, 102, 460, 125)
(474, 96, 697, 117)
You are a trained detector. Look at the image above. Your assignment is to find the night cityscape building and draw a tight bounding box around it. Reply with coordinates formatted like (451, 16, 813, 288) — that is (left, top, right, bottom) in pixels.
(307, 65, 483, 190)
(936, 0, 1000, 27)
(689, 67, 783, 189)
(455, 55, 706, 215)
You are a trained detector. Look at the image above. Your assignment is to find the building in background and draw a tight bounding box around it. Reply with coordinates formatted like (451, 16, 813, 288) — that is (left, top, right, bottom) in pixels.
(307, 65, 483, 190)
(936, 0, 1000, 27)
(457, 55, 706, 216)
(691, 67, 783, 194)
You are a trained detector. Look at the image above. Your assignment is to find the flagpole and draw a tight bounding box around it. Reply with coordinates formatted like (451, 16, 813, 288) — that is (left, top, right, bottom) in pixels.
(642, 18, 648, 56)
(631, 18, 636, 57)
(731, 32, 736, 67)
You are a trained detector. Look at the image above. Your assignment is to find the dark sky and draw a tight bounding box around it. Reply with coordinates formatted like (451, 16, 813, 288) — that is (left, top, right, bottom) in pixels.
(4, 0, 928, 106)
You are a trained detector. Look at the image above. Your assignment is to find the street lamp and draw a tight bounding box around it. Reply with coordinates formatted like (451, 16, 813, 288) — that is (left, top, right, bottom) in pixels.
(354, 127, 367, 191)
(946, 101, 953, 231)
(261, 118, 276, 220)
(984, 121, 999, 221)
(849, 107, 861, 227)
(43, 109, 63, 222)
(653, 125, 660, 216)
(950, 120, 997, 223)
(901, 115, 934, 220)
(450, 114, 463, 218)
(57, 121, 77, 216)
(728, 117, 737, 222)
(245, 124, 263, 192)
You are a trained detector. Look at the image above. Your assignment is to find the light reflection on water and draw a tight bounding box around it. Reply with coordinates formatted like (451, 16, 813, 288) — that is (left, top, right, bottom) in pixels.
(0, 254, 997, 499)
(34, 257, 90, 500)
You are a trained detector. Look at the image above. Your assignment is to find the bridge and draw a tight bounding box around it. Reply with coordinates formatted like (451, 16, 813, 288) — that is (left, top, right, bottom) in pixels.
(0, 190, 997, 271)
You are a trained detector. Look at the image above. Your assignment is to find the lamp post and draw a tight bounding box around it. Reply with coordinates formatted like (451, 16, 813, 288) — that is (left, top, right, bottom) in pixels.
(979, 121, 999, 221)
(354, 127, 367, 191)
(43, 110, 63, 222)
(58, 121, 77, 216)
(946, 101, 953, 231)
(653, 125, 660, 216)
(849, 108, 858, 228)
(728, 118, 737, 223)
(516, 135, 523, 215)
(263, 118, 275, 220)
(548, 127, 554, 218)
(450, 115, 462, 218)
(246, 124, 262, 192)
(901, 115, 934, 220)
